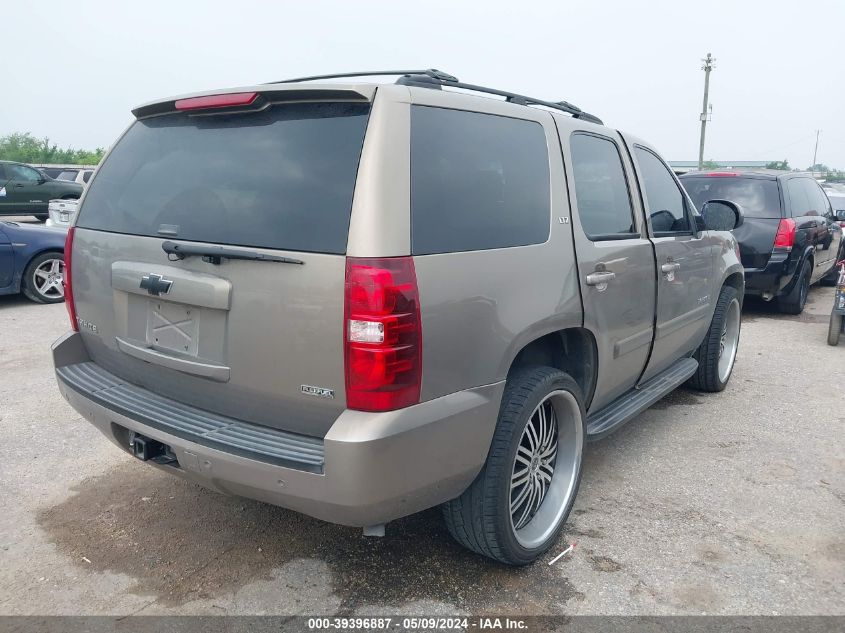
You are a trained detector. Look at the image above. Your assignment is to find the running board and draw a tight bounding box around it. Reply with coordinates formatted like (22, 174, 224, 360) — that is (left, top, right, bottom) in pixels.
(586, 357, 698, 440)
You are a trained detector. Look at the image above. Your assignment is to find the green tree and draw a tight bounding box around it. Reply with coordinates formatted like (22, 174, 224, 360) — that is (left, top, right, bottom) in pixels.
(0, 132, 104, 165)
(701, 159, 721, 169)
(765, 159, 790, 170)
(808, 163, 830, 174)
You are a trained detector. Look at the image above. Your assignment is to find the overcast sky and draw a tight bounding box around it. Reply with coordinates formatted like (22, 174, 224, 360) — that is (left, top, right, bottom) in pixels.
(3, 0, 844, 169)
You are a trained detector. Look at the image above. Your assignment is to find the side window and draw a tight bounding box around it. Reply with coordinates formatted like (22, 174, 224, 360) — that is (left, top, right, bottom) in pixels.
(786, 178, 811, 216)
(569, 133, 637, 239)
(802, 179, 831, 216)
(410, 106, 550, 255)
(8, 164, 41, 182)
(0, 165, 6, 180)
(634, 147, 692, 235)
(83, 171, 93, 183)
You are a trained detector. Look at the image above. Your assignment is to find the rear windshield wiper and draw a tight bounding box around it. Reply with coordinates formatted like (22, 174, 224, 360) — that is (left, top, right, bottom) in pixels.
(162, 241, 304, 265)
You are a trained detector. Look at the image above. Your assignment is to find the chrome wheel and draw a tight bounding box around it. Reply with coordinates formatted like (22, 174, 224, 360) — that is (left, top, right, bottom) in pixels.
(509, 390, 583, 549)
(32, 257, 65, 300)
(718, 298, 740, 382)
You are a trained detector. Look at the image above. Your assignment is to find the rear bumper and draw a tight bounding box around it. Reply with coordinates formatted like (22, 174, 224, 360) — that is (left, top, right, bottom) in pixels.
(52, 332, 503, 526)
(743, 251, 796, 298)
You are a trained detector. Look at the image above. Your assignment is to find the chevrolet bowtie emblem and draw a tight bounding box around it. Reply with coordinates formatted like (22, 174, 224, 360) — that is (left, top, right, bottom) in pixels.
(140, 273, 173, 296)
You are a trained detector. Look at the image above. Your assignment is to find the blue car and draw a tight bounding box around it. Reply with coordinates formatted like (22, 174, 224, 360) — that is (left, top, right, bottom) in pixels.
(0, 221, 68, 303)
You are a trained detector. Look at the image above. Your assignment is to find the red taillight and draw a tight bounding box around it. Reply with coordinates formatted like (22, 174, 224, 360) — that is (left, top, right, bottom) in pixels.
(64, 227, 78, 331)
(174, 92, 258, 111)
(344, 257, 422, 412)
(706, 172, 739, 177)
(773, 218, 796, 251)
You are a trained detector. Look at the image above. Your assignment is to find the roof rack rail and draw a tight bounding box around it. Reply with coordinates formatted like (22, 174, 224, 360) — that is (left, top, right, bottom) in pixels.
(268, 69, 459, 84)
(266, 69, 603, 125)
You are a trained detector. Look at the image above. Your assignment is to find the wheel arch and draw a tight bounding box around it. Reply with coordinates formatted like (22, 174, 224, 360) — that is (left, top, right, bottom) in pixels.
(506, 327, 598, 409)
(16, 248, 64, 291)
(722, 270, 745, 306)
(785, 247, 814, 292)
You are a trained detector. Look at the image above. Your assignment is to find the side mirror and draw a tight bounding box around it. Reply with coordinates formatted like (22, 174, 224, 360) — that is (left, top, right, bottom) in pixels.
(701, 199, 744, 231)
(836, 210, 845, 222)
(37, 176, 46, 184)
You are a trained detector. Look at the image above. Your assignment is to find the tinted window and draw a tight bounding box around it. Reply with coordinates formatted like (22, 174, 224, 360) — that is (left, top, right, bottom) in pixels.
(681, 176, 782, 219)
(410, 107, 550, 255)
(634, 147, 691, 234)
(57, 170, 79, 181)
(77, 102, 370, 254)
(569, 134, 636, 239)
(8, 164, 41, 182)
(802, 179, 831, 216)
(786, 178, 811, 216)
(828, 193, 845, 213)
(82, 171, 92, 183)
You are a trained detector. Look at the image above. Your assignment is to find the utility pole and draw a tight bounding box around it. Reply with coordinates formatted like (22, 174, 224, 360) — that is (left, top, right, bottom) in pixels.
(812, 130, 820, 174)
(698, 53, 715, 171)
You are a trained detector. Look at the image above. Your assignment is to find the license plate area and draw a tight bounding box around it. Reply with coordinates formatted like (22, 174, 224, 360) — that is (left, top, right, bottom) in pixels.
(146, 300, 200, 356)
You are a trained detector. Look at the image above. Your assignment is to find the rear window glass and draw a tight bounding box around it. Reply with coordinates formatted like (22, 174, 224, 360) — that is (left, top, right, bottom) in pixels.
(681, 176, 781, 219)
(57, 171, 78, 181)
(77, 102, 370, 254)
(410, 106, 550, 255)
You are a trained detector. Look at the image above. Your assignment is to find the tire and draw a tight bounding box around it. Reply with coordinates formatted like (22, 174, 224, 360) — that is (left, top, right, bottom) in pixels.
(688, 285, 741, 392)
(442, 366, 586, 565)
(829, 312, 843, 346)
(34, 214, 48, 222)
(778, 260, 811, 315)
(21, 251, 65, 304)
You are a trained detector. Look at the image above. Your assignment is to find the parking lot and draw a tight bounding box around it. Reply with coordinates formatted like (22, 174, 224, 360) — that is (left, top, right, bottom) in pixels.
(0, 226, 842, 616)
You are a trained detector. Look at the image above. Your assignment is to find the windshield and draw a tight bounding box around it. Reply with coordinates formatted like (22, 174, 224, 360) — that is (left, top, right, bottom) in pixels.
(76, 102, 371, 254)
(681, 176, 782, 219)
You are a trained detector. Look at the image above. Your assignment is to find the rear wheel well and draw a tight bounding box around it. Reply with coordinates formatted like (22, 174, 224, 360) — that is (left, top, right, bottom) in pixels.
(723, 272, 744, 305)
(508, 329, 597, 408)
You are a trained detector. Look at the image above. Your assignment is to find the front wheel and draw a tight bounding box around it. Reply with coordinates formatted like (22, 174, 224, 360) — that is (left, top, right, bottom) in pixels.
(829, 312, 843, 346)
(442, 367, 585, 565)
(689, 285, 741, 392)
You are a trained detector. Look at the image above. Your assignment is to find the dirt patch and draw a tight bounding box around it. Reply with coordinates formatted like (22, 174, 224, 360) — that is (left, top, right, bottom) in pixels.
(587, 555, 622, 572)
(742, 297, 831, 324)
(648, 389, 702, 410)
(565, 526, 605, 539)
(38, 461, 577, 614)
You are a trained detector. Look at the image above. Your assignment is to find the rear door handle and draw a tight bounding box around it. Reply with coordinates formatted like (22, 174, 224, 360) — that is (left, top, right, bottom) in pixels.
(661, 262, 681, 273)
(586, 270, 616, 286)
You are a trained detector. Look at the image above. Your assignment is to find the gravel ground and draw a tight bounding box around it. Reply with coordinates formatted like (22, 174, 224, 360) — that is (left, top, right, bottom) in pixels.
(0, 230, 842, 615)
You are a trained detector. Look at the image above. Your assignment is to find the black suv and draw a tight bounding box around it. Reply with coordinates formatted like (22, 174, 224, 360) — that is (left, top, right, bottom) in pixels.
(681, 171, 844, 314)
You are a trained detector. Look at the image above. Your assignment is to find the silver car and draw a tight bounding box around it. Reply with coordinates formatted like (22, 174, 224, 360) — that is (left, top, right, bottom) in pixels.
(52, 69, 744, 564)
(45, 198, 78, 228)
